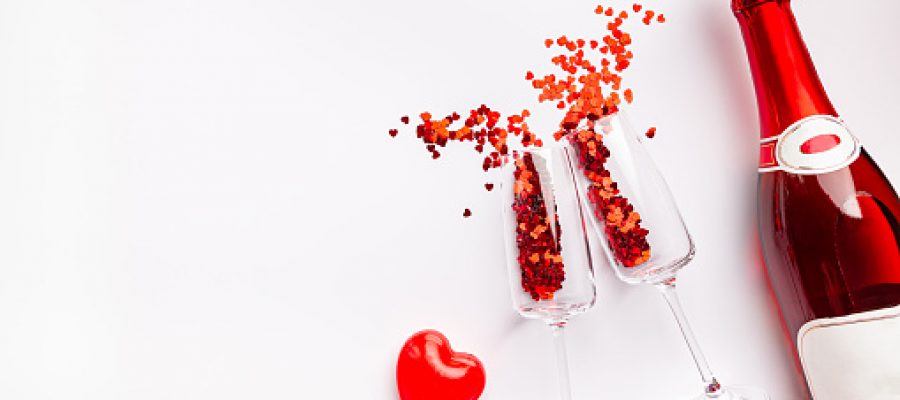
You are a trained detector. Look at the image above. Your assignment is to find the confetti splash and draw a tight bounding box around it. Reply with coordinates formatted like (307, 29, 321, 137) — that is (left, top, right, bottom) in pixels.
(388, 3, 662, 267)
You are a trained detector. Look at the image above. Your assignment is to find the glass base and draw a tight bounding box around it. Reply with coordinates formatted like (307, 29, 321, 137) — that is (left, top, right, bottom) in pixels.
(690, 385, 770, 400)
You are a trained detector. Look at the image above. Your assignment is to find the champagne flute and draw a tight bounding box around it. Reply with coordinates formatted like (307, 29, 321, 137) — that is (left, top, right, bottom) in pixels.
(566, 111, 769, 400)
(499, 146, 598, 400)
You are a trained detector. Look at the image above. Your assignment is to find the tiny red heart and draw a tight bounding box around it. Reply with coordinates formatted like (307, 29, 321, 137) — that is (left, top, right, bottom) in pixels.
(800, 133, 841, 154)
(396, 330, 485, 400)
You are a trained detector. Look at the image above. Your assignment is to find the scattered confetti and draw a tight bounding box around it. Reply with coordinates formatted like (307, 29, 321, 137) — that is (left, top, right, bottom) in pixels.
(388, 2, 665, 267)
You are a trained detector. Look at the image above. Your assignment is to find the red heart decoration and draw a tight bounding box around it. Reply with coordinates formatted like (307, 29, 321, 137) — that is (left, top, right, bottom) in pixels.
(396, 330, 486, 400)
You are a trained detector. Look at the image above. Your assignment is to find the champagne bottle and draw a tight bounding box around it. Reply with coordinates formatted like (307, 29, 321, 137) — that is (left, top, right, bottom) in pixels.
(733, 0, 900, 398)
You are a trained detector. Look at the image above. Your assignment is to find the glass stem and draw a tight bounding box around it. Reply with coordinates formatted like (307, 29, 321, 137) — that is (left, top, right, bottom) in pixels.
(550, 322, 573, 400)
(656, 278, 724, 398)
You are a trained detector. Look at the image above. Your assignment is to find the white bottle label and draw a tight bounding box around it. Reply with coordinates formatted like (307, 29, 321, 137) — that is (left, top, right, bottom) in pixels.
(798, 304, 900, 399)
(759, 115, 861, 174)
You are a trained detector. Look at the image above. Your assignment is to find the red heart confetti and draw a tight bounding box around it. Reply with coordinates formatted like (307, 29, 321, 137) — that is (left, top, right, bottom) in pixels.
(386, 2, 663, 267)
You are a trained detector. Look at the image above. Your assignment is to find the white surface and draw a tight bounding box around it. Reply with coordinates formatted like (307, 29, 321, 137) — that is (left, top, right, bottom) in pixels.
(0, 0, 897, 399)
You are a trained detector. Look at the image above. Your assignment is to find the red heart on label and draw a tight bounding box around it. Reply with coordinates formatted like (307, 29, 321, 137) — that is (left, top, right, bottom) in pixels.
(396, 330, 486, 400)
(800, 133, 841, 154)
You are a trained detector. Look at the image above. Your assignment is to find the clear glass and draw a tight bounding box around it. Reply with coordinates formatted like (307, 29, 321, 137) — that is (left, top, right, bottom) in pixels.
(567, 111, 769, 400)
(499, 145, 598, 400)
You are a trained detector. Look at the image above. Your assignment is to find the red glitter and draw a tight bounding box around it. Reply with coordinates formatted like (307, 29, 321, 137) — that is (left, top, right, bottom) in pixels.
(645, 127, 657, 138)
(569, 129, 651, 267)
(463, 208, 472, 218)
(485, 183, 494, 191)
(512, 154, 565, 300)
(389, 129, 398, 137)
(407, 104, 538, 173)
(401, 116, 410, 124)
(522, 2, 657, 266)
(388, 2, 664, 267)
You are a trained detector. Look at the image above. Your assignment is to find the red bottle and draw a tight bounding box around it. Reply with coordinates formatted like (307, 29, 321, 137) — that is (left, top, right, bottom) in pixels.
(733, 0, 900, 398)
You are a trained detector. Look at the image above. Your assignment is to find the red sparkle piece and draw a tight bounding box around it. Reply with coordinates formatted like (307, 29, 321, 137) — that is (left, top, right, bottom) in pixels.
(484, 183, 494, 191)
(463, 208, 472, 218)
(389, 129, 399, 137)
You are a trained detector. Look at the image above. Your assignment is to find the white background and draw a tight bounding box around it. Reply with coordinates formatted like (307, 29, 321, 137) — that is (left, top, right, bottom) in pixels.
(0, 0, 898, 399)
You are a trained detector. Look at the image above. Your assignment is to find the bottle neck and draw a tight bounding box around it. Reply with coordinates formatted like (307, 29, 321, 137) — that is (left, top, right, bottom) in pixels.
(734, 0, 837, 139)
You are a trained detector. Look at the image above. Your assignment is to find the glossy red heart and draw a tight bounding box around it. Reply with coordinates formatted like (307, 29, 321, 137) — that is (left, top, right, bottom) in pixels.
(396, 330, 486, 400)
